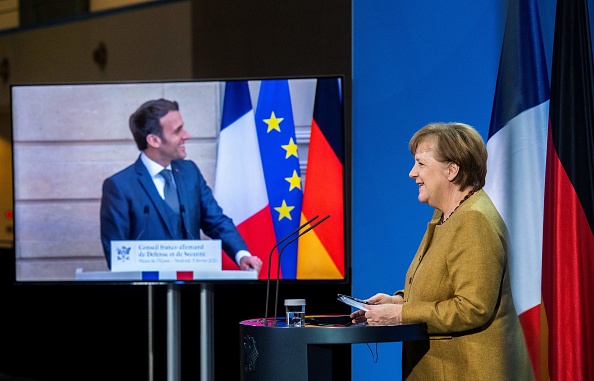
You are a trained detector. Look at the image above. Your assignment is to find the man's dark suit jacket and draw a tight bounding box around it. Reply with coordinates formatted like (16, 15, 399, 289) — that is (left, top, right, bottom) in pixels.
(100, 155, 248, 268)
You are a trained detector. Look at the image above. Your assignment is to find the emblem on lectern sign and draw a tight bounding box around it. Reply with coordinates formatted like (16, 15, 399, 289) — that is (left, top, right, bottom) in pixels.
(243, 335, 258, 372)
(116, 245, 132, 262)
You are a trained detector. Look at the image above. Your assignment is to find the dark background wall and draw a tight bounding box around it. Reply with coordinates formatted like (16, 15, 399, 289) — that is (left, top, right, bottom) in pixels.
(0, 1, 352, 380)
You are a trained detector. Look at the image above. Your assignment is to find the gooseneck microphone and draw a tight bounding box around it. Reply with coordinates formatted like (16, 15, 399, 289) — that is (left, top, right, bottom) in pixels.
(135, 205, 150, 240)
(271, 215, 330, 326)
(264, 215, 320, 326)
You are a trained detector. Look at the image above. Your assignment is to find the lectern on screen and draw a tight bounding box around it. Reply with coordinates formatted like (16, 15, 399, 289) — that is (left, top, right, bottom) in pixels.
(10, 77, 350, 284)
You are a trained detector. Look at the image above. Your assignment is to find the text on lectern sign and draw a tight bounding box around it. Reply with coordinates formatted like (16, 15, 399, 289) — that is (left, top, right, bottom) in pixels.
(110, 240, 221, 272)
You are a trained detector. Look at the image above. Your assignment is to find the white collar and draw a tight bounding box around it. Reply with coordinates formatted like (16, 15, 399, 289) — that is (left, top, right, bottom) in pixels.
(140, 152, 171, 178)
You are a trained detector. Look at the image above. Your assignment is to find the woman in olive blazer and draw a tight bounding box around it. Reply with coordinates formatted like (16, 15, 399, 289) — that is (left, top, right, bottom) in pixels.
(400, 188, 533, 380)
(351, 122, 534, 380)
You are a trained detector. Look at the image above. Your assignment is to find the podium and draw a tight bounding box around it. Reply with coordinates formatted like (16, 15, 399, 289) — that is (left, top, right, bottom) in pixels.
(239, 316, 427, 381)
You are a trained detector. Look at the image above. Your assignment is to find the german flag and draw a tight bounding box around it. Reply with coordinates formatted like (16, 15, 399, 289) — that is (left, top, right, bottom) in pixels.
(297, 78, 345, 279)
(542, 0, 594, 379)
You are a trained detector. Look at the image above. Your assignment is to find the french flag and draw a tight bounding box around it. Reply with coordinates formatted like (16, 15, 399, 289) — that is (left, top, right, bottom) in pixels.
(214, 81, 278, 279)
(483, 0, 549, 377)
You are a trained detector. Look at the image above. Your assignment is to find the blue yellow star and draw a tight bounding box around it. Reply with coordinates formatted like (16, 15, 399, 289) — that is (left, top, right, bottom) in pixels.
(285, 170, 302, 191)
(281, 137, 299, 159)
(274, 200, 295, 221)
(263, 111, 283, 133)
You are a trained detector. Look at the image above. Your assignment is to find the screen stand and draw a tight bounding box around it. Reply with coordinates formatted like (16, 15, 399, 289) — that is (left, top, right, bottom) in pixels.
(167, 283, 181, 381)
(148, 284, 155, 381)
(164, 283, 214, 381)
(200, 283, 214, 381)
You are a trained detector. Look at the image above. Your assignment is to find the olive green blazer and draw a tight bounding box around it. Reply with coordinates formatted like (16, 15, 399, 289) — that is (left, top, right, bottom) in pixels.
(401, 189, 534, 380)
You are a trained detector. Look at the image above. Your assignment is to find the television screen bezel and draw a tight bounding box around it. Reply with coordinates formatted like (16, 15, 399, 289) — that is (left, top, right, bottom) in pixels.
(10, 75, 351, 286)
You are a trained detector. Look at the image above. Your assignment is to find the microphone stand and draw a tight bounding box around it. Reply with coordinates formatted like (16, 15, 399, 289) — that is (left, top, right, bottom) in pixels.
(272, 215, 330, 326)
(264, 216, 319, 326)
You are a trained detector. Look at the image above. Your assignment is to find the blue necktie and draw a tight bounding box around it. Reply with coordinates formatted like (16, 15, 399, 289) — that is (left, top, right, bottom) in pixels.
(160, 169, 179, 214)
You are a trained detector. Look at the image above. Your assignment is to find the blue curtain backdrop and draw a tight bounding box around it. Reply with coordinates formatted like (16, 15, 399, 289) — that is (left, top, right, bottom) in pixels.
(351, 0, 556, 379)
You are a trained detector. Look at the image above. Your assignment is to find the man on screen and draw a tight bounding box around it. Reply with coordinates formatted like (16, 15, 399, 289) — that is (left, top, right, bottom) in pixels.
(100, 98, 262, 273)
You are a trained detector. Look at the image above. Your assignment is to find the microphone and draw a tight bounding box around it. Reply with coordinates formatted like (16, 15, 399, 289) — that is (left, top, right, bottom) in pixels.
(265, 215, 331, 326)
(264, 215, 320, 326)
(180, 204, 195, 239)
(272, 215, 330, 326)
(135, 205, 150, 240)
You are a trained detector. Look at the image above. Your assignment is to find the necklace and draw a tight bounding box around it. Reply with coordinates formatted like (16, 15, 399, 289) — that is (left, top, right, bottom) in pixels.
(438, 189, 477, 225)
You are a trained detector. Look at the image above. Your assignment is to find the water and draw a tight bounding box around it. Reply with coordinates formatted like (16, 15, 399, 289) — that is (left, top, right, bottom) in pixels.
(286, 310, 306, 327)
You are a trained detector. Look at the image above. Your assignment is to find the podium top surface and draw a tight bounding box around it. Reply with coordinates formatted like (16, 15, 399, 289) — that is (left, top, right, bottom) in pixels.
(240, 315, 428, 344)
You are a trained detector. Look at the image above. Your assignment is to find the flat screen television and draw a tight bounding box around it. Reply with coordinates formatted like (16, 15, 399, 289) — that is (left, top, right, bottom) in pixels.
(11, 76, 350, 284)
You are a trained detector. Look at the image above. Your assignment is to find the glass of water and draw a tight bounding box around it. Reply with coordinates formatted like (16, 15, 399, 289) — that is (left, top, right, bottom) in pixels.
(285, 299, 306, 327)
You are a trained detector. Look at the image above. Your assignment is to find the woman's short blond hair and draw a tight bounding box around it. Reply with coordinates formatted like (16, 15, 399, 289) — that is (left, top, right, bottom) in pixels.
(409, 122, 488, 190)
